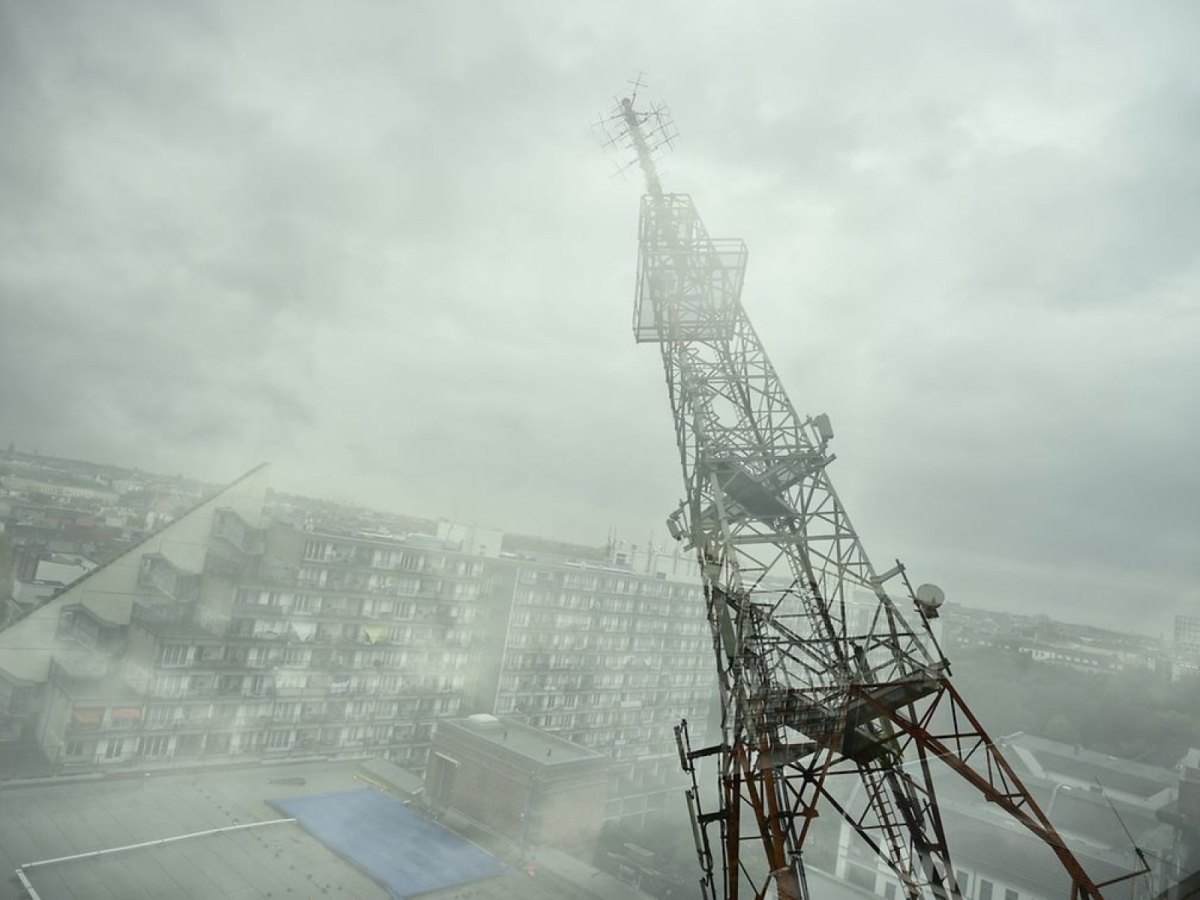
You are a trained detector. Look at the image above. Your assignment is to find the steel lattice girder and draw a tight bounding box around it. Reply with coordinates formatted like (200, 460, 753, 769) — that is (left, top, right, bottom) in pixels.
(635, 189, 1112, 900)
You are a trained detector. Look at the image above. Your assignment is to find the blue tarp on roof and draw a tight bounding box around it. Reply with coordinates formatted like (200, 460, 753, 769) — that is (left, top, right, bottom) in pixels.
(270, 788, 507, 898)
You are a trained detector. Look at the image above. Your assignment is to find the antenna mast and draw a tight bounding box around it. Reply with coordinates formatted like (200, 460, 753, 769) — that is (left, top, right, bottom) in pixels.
(600, 82, 1117, 900)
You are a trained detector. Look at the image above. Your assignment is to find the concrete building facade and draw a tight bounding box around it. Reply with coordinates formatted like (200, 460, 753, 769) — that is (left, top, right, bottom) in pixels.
(426, 714, 610, 856)
(0, 467, 487, 772)
(0, 465, 716, 837)
(466, 552, 714, 823)
(828, 732, 1192, 900)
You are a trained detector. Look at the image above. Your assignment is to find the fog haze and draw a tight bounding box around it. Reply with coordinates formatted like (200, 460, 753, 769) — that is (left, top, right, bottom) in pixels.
(2, 0, 1198, 632)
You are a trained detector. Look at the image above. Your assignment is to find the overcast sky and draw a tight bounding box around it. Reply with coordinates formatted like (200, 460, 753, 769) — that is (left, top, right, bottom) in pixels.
(2, 1, 1197, 633)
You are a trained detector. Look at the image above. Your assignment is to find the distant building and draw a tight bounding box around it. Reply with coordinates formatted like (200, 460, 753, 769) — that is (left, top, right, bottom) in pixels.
(0, 466, 484, 770)
(1172, 616, 1200, 681)
(6, 549, 97, 621)
(1177, 616, 1200, 652)
(426, 714, 610, 856)
(941, 604, 1167, 676)
(0, 466, 273, 761)
(466, 550, 713, 825)
(0, 458, 717, 842)
(0, 472, 119, 504)
(827, 731, 1191, 900)
(202, 520, 483, 767)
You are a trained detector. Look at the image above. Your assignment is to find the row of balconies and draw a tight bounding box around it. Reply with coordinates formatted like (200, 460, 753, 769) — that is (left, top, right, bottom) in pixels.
(143, 696, 439, 719)
(300, 553, 482, 581)
(211, 508, 267, 555)
(507, 618, 682, 637)
(137, 554, 201, 603)
(502, 658, 710, 675)
(510, 618, 706, 638)
(513, 591, 701, 615)
(75, 730, 438, 757)
(69, 700, 455, 736)
(232, 595, 462, 617)
(132, 709, 450, 734)
(147, 681, 460, 702)
(221, 630, 464, 650)
(506, 700, 709, 724)
(158, 652, 469, 674)
(64, 720, 140, 737)
(505, 668, 708, 687)
(506, 637, 709, 656)
(228, 605, 465, 631)
(264, 566, 478, 601)
(501, 672, 705, 696)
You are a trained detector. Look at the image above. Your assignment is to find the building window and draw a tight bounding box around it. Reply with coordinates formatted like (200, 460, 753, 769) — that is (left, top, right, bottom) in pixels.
(208, 733, 231, 754)
(138, 735, 170, 758)
(284, 647, 306, 666)
(105, 739, 124, 759)
(160, 645, 187, 666)
(955, 871, 969, 894)
(63, 740, 84, 758)
(979, 880, 993, 900)
(844, 864, 876, 892)
(1005, 891, 1018, 900)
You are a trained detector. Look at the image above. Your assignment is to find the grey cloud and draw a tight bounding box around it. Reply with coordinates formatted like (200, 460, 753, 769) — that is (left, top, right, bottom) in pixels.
(1, 0, 1196, 633)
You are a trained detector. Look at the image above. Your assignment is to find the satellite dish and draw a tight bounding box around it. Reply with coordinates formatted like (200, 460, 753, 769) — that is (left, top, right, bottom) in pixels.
(915, 583, 945, 612)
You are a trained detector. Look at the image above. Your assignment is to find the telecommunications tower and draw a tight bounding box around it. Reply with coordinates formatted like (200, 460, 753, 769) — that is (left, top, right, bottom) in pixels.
(597, 80, 1142, 900)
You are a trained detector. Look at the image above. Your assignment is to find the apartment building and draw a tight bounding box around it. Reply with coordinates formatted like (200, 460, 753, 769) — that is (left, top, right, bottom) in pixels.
(1, 463, 717, 832)
(210, 523, 483, 767)
(467, 552, 715, 823)
(426, 714, 610, 856)
(0, 467, 269, 762)
(829, 732, 1187, 900)
(2, 467, 489, 773)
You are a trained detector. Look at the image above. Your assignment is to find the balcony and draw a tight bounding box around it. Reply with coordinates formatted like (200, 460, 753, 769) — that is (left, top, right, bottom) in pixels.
(138, 554, 200, 603)
(273, 685, 324, 699)
(145, 717, 212, 732)
(259, 559, 301, 585)
(203, 550, 252, 579)
(202, 656, 248, 669)
(211, 508, 266, 555)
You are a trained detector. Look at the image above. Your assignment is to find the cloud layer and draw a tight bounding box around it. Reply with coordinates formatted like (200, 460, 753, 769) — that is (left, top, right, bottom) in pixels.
(2, 0, 1197, 631)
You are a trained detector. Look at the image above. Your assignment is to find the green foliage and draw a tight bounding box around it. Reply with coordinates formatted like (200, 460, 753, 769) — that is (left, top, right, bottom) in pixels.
(0, 531, 12, 624)
(598, 809, 698, 887)
(949, 645, 1200, 764)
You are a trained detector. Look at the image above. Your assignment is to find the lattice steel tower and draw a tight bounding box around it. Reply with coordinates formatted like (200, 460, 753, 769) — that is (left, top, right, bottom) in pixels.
(598, 82, 1130, 900)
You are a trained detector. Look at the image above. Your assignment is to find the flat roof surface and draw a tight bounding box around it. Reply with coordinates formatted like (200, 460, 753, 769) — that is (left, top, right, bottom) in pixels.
(0, 762, 391, 900)
(271, 788, 507, 897)
(0, 760, 611, 900)
(135, 617, 225, 642)
(52, 666, 143, 702)
(443, 717, 606, 766)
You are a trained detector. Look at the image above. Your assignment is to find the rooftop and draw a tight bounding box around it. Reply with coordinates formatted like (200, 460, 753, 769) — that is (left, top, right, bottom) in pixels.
(1005, 732, 1176, 799)
(132, 615, 224, 644)
(442, 715, 608, 767)
(943, 807, 1140, 898)
(50, 664, 142, 704)
(0, 759, 626, 900)
(0, 761, 389, 900)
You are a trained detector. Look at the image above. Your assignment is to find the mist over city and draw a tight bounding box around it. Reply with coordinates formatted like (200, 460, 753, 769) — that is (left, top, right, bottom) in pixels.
(1, 2, 1197, 900)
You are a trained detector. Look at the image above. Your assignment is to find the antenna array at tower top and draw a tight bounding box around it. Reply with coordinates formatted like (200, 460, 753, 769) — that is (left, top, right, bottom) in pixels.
(594, 75, 678, 190)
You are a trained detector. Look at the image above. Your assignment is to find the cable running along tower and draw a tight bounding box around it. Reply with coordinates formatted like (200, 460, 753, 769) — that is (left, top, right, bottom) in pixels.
(599, 82, 1130, 900)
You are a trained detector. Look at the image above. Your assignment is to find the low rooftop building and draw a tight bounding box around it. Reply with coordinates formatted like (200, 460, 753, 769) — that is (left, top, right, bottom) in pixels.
(426, 714, 611, 857)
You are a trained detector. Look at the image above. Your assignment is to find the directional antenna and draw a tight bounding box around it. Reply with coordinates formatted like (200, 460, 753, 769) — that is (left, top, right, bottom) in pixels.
(594, 74, 677, 196)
